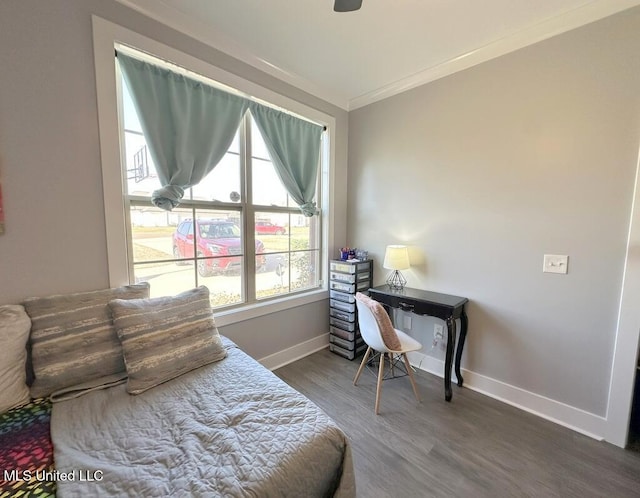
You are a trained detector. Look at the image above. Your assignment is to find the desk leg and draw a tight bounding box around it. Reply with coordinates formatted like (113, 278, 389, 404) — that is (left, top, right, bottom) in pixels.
(454, 308, 468, 387)
(444, 316, 457, 402)
(381, 304, 394, 325)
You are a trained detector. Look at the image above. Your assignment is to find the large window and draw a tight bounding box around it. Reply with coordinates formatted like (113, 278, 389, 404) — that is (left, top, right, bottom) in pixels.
(118, 53, 324, 310)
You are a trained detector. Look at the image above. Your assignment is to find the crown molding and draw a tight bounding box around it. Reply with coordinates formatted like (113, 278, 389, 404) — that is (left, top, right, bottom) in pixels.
(349, 0, 640, 109)
(115, 0, 640, 112)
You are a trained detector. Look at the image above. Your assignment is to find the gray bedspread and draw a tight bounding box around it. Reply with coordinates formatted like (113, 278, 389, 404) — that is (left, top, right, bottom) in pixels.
(51, 338, 355, 497)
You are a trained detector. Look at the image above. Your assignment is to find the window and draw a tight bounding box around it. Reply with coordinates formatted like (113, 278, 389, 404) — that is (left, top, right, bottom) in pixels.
(93, 18, 335, 325)
(118, 52, 324, 310)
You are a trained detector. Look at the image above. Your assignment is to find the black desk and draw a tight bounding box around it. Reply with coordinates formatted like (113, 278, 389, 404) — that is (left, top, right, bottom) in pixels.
(368, 285, 469, 402)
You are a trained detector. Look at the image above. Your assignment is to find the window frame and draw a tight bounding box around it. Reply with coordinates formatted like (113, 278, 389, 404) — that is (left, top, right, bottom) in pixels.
(92, 16, 335, 326)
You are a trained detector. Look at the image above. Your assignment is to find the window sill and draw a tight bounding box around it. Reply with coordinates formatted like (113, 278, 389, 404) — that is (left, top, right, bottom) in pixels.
(213, 288, 329, 327)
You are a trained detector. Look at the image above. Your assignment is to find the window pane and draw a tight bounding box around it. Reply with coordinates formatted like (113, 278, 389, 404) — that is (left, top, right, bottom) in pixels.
(254, 213, 321, 254)
(134, 261, 197, 298)
(253, 211, 320, 299)
(252, 157, 289, 207)
(255, 249, 319, 299)
(251, 120, 289, 207)
(291, 215, 319, 251)
(251, 119, 270, 160)
(191, 210, 242, 271)
(131, 205, 196, 297)
(123, 132, 162, 196)
(202, 256, 244, 309)
(122, 76, 160, 196)
(255, 212, 289, 254)
(228, 129, 240, 154)
(122, 79, 142, 133)
(291, 250, 319, 292)
(193, 210, 244, 308)
(191, 132, 242, 202)
(131, 206, 191, 263)
(256, 253, 290, 299)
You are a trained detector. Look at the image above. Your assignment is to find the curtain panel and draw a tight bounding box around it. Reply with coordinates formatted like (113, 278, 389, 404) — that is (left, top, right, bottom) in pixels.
(117, 52, 249, 210)
(249, 103, 323, 217)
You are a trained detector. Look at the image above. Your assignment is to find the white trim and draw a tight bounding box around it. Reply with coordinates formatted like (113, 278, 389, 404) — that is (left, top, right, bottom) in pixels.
(93, 16, 130, 285)
(605, 138, 640, 447)
(407, 351, 607, 441)
(260, 333, 329, 371)
(322, 116, 335, 289)
(92, 16, 337, 323)
(350, 0, 640, 109)
(114, 0, 640, 111)
(214, 290, 328, 327)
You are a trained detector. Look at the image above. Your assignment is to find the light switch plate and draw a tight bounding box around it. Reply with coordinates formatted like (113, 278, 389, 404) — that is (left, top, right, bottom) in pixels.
(543, 254, 569, 274)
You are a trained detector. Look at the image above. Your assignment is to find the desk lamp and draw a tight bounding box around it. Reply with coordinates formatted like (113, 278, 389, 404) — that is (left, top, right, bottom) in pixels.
(383, 245, 410, 290)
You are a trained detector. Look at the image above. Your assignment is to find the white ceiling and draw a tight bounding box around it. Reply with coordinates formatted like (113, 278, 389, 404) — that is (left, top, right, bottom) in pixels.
(117, 0, 640, 110)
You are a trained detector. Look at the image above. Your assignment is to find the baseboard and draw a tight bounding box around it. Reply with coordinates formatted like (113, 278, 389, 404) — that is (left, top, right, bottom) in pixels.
(259, 333, 329, 371)
(407, 351, 607, 441)
(260, 340, 607, 440)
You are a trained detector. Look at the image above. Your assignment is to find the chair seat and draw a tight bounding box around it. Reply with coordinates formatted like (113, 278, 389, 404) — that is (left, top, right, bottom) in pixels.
(391, 328, 422, 353)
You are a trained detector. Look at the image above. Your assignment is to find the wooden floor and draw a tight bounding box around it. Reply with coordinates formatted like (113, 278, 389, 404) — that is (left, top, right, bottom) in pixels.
(275, 349, 640, 498)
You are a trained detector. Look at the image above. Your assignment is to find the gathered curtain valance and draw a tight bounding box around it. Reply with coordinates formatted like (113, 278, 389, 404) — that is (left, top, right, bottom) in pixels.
(117, 51, 324, 216)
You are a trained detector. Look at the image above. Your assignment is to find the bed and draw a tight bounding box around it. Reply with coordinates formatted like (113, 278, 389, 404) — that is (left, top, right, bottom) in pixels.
(51, 338, 355, 497)
(1, 285, 355, 497)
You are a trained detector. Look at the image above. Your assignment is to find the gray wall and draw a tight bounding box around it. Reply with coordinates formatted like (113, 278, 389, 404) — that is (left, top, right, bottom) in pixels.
(2, 0, 639, 420)
(0, 0, 349, 359)
(348, 8, 640, 417)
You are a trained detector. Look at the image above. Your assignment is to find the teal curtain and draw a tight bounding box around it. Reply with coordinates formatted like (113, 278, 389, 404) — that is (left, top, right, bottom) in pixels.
(117, 53, 250, 210)
(249, 103, 323, 217)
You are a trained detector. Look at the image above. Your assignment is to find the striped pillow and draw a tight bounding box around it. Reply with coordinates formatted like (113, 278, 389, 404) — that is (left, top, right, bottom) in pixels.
(109, 286, 227, 395)
(23, 283, 150, 400)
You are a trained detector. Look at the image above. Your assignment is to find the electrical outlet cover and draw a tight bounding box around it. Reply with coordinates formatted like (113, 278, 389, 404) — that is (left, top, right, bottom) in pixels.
(434, 323, 444, 339)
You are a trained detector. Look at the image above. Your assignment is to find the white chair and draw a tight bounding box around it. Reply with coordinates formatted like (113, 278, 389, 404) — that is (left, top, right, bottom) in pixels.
(353, 298, 422, 414)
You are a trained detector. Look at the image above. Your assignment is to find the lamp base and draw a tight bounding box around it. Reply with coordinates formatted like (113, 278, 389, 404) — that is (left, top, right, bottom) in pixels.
(386, 270, 407, 290)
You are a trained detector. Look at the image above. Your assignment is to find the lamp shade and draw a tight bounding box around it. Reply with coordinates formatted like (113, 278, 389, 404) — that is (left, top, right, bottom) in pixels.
(383, 245, 410, 270)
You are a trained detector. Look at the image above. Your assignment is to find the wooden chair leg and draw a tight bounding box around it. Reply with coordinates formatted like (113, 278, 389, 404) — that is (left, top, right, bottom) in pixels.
(403, 353, 421, 402)
(353, 347, 372, 385)
(375, 351, 385, 415)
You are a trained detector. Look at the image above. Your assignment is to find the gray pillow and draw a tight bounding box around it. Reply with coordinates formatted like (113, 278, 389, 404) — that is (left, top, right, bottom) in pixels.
(23, 283, 150, 399)
(109, 286, 227, 395)
(0, 305, 31, 413)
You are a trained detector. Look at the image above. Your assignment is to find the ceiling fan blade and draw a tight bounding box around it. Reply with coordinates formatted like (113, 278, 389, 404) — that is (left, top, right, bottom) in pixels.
(334, 0, 362, 12)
